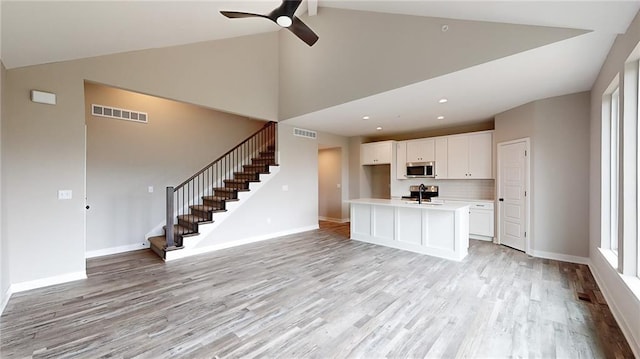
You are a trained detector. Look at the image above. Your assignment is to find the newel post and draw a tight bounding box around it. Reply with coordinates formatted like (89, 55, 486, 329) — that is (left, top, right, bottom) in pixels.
(165, 186, 175, 248)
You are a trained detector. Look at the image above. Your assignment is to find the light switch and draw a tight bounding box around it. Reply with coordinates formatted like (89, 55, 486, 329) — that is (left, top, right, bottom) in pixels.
(148, 186, 154, 193)
(282, 185, 289, 192)
(58, 190, 72, 200)
(337, 184, 341, 188)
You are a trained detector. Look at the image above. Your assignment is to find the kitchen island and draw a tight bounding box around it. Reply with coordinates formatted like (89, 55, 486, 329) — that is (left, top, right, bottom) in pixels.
(347, 198, 470, 261)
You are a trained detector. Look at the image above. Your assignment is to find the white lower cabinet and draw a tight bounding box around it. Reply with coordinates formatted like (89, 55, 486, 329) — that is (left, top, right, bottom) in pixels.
(349, 199, 470, 261)
(442, 199, 494, 241)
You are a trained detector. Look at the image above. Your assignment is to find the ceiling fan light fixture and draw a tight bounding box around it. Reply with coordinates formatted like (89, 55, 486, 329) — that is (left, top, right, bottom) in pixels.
(276, 15, 292, 27)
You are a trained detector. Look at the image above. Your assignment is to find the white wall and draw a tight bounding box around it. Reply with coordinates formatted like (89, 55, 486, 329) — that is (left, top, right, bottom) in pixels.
(3, 32, 279, 287)
(495, 92, 591, 261)
(589, 10, 640, 356)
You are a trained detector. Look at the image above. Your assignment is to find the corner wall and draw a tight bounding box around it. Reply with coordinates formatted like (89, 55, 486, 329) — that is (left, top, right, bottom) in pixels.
(318, 148, 343, 221)
(3, 32, 279, 288)
(495, 91, 591, 261)
(193, 123, 319, 247)
(84, 83, 265, 256)
(0, 60, 8, 314)
(589, 9, 640, 356)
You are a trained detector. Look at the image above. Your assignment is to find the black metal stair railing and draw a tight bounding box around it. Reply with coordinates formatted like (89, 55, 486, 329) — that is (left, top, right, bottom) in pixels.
(165, 121, 277, 249)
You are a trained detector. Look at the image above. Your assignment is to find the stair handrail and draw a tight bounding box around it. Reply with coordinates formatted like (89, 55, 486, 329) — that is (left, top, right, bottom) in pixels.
(175, 121, 276, 190)
(165, 121, 277, 249)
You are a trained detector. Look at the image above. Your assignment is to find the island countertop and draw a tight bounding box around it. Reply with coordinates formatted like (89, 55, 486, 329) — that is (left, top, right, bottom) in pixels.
(346, 198, 470, 211)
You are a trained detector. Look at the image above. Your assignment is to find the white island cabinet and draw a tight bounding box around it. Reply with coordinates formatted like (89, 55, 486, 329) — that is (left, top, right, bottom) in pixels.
(347, 199, 470, 261)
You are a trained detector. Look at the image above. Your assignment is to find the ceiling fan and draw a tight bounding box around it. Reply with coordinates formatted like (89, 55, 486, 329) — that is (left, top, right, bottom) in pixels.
(220, 0, 319, 46)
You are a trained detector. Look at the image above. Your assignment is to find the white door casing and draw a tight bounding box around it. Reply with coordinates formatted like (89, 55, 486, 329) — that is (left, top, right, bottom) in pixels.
(497, 138, 530, 252)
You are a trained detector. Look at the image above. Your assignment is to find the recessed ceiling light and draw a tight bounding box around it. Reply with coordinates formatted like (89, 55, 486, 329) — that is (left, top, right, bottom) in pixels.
(376, 126, 383, 131)
(439, 98, 448, 104)
(437, 116, 445, 120)
(363, 116, 370, 120)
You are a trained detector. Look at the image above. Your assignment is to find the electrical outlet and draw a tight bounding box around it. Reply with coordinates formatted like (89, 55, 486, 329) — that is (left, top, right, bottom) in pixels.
(148, 186, 154, 193)
(57, 190, 72, 200)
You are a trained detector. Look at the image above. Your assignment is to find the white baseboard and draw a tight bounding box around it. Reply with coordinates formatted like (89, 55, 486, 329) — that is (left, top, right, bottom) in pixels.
(529, 249, 590, 265)
(0, 286, 11, 316)
(318, 216, 350, 223)
(166, 224, 319, 261)
(86, 243, 149, 259)
(9, 271, 87, 294)
(589, 251, 640, 358)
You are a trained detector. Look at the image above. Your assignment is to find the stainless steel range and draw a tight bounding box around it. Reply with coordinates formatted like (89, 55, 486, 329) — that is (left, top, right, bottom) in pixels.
(401, 185, 439, 202)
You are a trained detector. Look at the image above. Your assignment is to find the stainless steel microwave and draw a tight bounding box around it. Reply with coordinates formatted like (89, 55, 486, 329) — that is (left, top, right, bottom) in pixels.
(406, 161, 435, 178)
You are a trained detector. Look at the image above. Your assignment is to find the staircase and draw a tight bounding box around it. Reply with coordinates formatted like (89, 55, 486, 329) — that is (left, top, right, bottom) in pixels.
(148, 122, 278, 260)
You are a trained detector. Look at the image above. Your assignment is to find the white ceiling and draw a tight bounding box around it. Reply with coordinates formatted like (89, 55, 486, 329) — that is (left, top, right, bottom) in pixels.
(2, 1, 639, 137)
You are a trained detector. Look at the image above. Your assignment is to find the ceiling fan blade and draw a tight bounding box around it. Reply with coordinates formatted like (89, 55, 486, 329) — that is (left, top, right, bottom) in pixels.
(288, 16, 319, 46)
(220, 11, 266, 19)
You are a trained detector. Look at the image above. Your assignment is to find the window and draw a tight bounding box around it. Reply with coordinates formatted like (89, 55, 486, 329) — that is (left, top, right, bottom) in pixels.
(610, 87, 620, 255)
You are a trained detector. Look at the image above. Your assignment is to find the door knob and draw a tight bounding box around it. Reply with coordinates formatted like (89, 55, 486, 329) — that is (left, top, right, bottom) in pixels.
(498, 198, 504, 202)
(86, 205, 90, 209)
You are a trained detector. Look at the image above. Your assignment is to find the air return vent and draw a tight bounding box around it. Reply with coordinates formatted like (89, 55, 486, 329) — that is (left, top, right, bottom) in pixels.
(92, 104, 148, 124)
(293, 127, 317, 139)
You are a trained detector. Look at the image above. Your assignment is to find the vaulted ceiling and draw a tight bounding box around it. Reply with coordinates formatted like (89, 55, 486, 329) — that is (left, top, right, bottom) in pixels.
(2, 1, 639, 137)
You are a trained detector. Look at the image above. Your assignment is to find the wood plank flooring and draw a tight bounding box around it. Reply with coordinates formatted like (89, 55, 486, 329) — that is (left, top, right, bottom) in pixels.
(0, 222, 634, 358)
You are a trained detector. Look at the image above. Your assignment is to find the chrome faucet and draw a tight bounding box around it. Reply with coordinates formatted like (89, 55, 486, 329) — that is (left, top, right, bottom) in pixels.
(418, 184, 426, 204)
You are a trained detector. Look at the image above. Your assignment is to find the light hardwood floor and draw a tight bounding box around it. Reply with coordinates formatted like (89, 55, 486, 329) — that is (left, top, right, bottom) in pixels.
(0, 222, 633, 358)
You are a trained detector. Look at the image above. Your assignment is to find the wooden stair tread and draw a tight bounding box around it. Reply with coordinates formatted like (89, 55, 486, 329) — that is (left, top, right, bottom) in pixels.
(190, 205, 226, 213)
(177, 214, 214, 224)
(149, 236, 184, 253)
(163, 224, 198, 237)
(202, 195, 239, 202)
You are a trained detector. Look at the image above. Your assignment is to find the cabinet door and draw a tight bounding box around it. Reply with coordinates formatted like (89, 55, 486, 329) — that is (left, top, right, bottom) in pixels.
(435, 137, 448, 179)
(361, 143, 377, 165)
(447, 136, 469, 179)
(361, 141, 393, 165)
(469, 209, 494, 237)
(396, 142, 407, 179)
(468, 132, 492, 178)
(406, 139, 434, 162)
(375, 141, 393, 164)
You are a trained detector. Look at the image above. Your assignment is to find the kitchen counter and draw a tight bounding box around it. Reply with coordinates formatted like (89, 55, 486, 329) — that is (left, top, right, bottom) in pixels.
(346, 198, 469, 261)
(349, 198, 471, 211)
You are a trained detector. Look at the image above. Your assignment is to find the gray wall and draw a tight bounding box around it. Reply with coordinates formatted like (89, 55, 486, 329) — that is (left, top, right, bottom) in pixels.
(195, 123, 319, 246)
(85, 83, 264, 254)
(495, 92, 590, 259)
(3, 32, 279, 286)
(589, 9, 640, 355)
(318, 148, 343, 221)
(318, 131, 351, 221)
(278, 7, 585, 119)
(0, 61, 8, 312)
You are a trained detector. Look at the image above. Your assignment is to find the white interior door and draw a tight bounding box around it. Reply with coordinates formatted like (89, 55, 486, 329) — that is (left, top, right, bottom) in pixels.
(498, 139, 529, 252)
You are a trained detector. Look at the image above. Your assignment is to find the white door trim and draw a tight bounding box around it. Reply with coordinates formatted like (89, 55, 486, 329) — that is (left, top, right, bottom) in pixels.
(496, 138, 531, 254)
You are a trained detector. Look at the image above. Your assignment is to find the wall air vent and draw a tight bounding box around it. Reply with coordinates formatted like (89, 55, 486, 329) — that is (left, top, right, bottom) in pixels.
(92, 104, 148, 124)
(293, 127, 317, 139)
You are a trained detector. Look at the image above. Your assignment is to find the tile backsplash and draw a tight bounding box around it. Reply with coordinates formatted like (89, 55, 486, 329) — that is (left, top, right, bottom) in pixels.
(391, 178, 495, 200)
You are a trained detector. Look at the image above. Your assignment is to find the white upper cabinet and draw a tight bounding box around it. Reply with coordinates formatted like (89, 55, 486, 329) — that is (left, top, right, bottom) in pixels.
(361, 141, 394, 165)
(396, 141, 407, 179)
(467, 132, 493, 178)
(406, 139, 435, 163)
(447, 132, 493, 179)
(434, 137, 448, 179)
